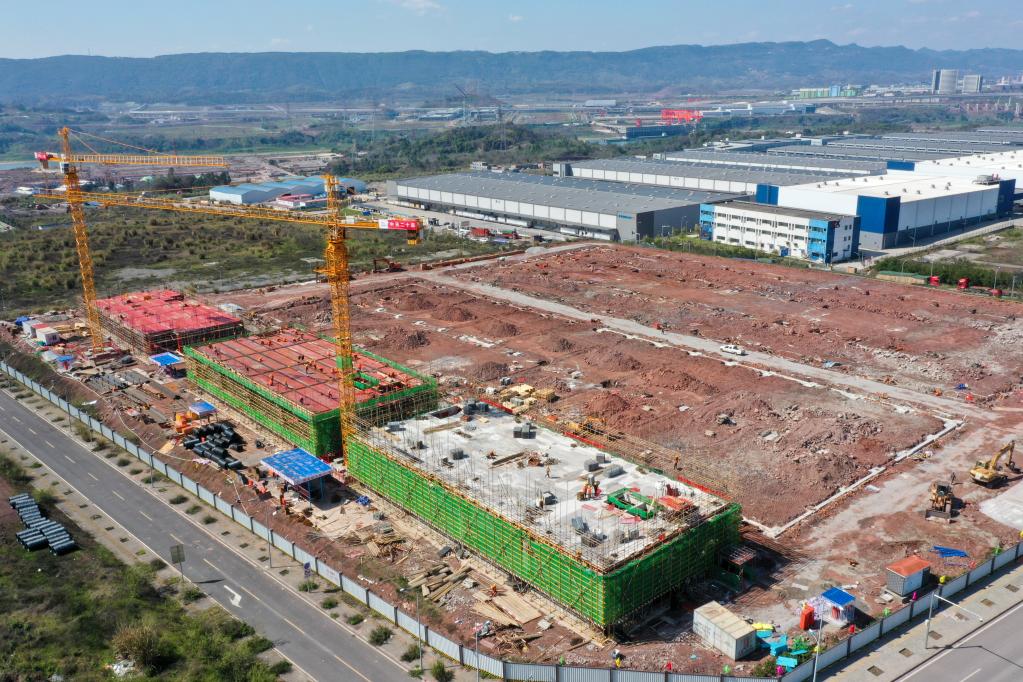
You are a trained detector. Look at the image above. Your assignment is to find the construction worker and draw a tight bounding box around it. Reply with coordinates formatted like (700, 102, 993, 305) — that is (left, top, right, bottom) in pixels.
(545, 464, 551, 479)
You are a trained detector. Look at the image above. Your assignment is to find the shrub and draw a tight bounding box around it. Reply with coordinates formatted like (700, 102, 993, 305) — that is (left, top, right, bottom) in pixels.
(345, 613, 364, 626)
(245, 635, 274, 654)
(170, 494, 188, 505)
(202, 515, 217, 525)
(321, 597, 339, 610)
(368, 626, 392, 646)
(269, 660, 293, 675)
(751, 656, 777, 677)
(116, 457, 131, 467)
(112, 623, 165, 670)
(32, 487, 58, 507)
(219, 618, 256, 640)
(148, 558, 167, 571)
(129, 468, 143, 475)
(297, 580, 318, 592)
(181, 585, 204, 603)
(185, 505, 201, 515)
(401, 644, 422, 662)
(430, 660, 454, 682)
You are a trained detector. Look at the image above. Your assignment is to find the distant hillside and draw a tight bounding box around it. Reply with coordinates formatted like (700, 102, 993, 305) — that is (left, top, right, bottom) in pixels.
(2, 41, 1023, 104)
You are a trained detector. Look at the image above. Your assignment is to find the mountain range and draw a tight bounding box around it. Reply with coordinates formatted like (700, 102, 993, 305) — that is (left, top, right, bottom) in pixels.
(2, 40, 1022, 105)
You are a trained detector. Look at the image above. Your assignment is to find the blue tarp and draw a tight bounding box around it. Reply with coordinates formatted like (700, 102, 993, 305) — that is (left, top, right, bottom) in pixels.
(261, 448, 332, 486)
(189, 401, 216, 417)
(15, 316, 30, 324)
(150, 352, 183, 367)
(56, 355, 74, 364)
(933, 546, 969, 559)
(821, 587, 855, 607)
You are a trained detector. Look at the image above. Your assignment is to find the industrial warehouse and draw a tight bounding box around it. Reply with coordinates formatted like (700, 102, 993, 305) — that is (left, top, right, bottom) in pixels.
(553, 157, 847, 194)
(387, 171, 738, 240)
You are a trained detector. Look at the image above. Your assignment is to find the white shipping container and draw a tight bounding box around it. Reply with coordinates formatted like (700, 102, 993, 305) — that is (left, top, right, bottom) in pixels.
(693, 601, 757, 660)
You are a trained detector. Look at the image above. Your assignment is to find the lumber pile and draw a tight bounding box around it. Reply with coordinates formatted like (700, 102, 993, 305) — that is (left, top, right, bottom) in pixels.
(473, 586, 543, 626)
(407, 563, 470, 602)
(365, 528, 406, 561)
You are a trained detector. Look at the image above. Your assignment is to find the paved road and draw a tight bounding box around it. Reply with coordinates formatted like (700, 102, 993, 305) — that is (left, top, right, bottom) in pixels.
(0, 387, 408, 682)
(897, 600, 1023, 681)
(422, 270, 985, 422)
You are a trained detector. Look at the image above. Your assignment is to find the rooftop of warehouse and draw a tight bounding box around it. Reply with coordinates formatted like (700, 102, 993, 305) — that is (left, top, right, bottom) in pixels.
(882, 132, 1023, 146)
(918, 148, 1023, 171)
(785, 170, 997, 200)
(360, 405, 730, 571)
(707, 200, 854, 221)
(565, 157, 848, 185)
(659, 148, 887, 173)
(392, 171, 739, 213)
(188, 329, 427, 415)
(823, 137, 1010, 154)
(95, 289, 241, 336)
(766, 144, 955, 162)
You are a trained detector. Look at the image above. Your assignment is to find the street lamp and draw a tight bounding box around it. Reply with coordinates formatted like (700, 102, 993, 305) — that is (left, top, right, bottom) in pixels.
(265, 504, 277, 569)
(400, 587, 425, 674)
(924, 591, 984, 649)
(805, 625, 823, 682)
(474, 620, 491, 682)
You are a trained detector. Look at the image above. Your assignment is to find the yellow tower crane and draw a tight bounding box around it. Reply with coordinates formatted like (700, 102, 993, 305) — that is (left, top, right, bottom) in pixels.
(35, 127, 228, 352)
(35, 128, 422, 461)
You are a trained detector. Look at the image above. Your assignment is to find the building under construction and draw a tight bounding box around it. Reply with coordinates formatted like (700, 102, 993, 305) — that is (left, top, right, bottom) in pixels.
(183, 329, 437, 456)
(348, 404, 740, 628)
(96, 289, 244, 354)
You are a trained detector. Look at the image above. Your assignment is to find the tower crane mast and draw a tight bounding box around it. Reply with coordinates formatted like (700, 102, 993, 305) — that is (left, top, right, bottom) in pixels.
(35, 128, 421, 461)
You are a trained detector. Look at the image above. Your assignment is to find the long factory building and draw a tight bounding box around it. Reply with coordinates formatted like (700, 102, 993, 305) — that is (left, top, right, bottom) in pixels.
(387, 172, 739, 240)
(552, 157, 849, 194)
(654, 148, 888, 176)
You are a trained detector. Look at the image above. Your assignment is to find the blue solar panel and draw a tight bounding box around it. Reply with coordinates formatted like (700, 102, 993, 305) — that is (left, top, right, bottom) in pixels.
(261, 448, 332, 485)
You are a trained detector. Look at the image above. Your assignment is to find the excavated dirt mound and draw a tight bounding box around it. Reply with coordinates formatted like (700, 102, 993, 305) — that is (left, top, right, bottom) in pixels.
(588, 348, 643, 372)
(586, 391, 632, 415)
(479, 319, 520, 337)
(543, 336, 576, 353)
(473, 361, 510, 381)
(394, 292, 437, 311)
(381, 328, 430, 350)
(434, 305, 477, 322)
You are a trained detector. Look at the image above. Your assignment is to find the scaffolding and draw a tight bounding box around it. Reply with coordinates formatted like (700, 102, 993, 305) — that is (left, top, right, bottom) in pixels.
(184, 330, 438, 456)
(348, 407, 741, 627)
(95, 289, 244, 355)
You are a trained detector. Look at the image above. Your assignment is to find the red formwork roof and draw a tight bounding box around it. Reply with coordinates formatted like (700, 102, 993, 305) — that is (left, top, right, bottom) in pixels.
(95, 289, 241, 337)
(190, 329, 425, 415)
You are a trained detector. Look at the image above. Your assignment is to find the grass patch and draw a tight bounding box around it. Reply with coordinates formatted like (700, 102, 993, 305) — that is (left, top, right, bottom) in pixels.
(180, 585, 204, 604)
(401, 644, 422, 662)
(185, 504, 201, 515)
(129, 467, 143, 475)
(201, 515, 217, 525)
(321, 597, 339, 610)
(245, 635, 274, 655)
(0, 475, 279, 680)
(297, 580, 318, 593)
(116, 457, 132, 467)
(269, 660, 293, 675)
(345, 613, 365, 626)
(368, 626, 392, 646)
(0, 451, 32, 484)
(169, 494, 188, 505)
(430, 660, 454, 682)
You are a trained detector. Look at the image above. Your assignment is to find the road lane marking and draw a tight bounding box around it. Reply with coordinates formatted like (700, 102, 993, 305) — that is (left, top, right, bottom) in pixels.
(64, 455, 74, 463)
(111, 490, 125, 501)
(45, 440, 55, 448)
(27, 427, 36, 435)
(87, 472, 98, 481)
(224, 585, 242, 607)
(961, 669, 983, 681)
(238, 585, 260, 602)
(900, 600, 1023, 680)
(139, 510, 153, 521)
(11, 415, 20, 423)
(170, 533, 185, 545)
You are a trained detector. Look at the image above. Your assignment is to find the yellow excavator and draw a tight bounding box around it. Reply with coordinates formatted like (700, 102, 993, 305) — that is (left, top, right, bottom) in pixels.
(970, 441, 1017, 487)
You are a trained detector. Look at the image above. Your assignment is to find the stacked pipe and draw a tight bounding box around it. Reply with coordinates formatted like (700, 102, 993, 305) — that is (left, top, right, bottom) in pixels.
(9, 493, 77, 555)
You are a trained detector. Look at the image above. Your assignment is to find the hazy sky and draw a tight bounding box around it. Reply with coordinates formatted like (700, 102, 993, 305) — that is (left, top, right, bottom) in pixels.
(2, 0, 1020, 58)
